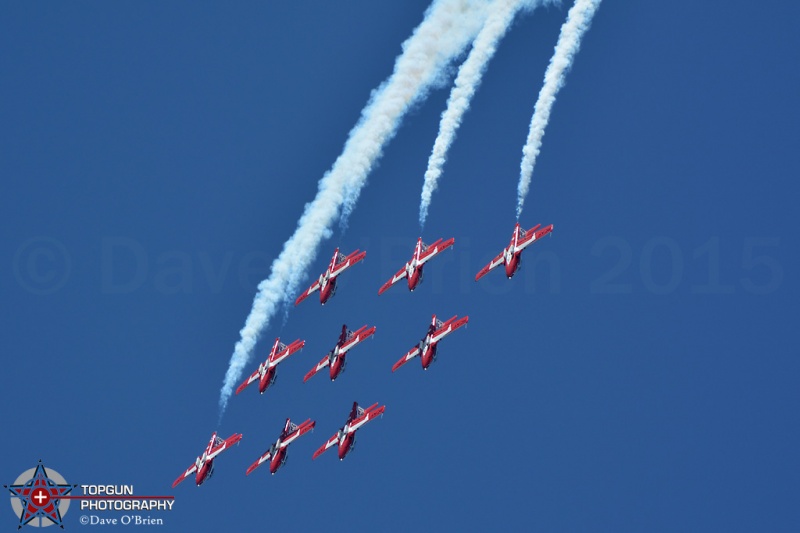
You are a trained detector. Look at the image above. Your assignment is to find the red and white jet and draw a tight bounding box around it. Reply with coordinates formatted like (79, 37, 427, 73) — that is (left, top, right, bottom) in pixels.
(378, 237, 455, 295)
(235, 337, 305, 395)
(304, 324, 376, 382)
(312, 402, 385, 461)
(295, 248, 366, 306)
(475, 222, 553, 281)
(245, 418, 315, 476)
(172, 432, 242, 488)
(392, 314, 469, 372)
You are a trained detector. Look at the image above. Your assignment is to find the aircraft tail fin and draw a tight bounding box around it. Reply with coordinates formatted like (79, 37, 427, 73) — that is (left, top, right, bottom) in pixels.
(349, 401, 360, 421)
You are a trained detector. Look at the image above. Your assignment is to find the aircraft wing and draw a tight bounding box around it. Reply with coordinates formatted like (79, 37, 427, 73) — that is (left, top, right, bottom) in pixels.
(208, 433, 242, 461)
(431, 316, 469, 344)
(294, 280, 322, 306)
(391, 345, 421, 372)
(312, 433, 339, 460)
(171, 463, 197, 488)
(350, 404, 385, 432)
(330, 250, 367, 279)
(475, 251, 505, 281)
(340, 326, 376, 353)
(517, 223, 553, 251)
(271, 339, 305, 366)
(378, 266, 407, 295)
(303, 354, 331, 383)
(245, 450, 273, 476)
(281, 419, 315, 448)
(235, 368, 262, 395)
(418, 237, 455, 264)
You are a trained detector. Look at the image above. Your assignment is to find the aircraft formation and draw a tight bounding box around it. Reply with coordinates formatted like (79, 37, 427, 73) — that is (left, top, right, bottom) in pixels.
(173, 222, 553, 487)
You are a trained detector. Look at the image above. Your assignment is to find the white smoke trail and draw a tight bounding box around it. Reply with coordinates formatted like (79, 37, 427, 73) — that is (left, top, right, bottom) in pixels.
(338, 1, 492, 232)
(516, 0, 602, 218)
(220, 0, 490, 416)
(419, 0, 541, 228)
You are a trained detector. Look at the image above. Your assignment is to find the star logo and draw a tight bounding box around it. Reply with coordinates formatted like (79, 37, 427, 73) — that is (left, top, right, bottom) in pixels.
(5, 461, 76, 529)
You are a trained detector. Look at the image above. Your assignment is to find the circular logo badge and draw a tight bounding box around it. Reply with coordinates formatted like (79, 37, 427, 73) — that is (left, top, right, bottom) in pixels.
(6, 463, 75, 528)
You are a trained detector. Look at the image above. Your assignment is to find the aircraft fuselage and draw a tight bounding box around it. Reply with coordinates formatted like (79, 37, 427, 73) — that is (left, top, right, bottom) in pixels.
(258, 366, 277, 393)
(337, 432, 355, 460)
(269, 447, 287, 474)
(320, 277, 336, 304)
(505, 251, 521, 278)
(329, 353, 345, 380)
(407, 265, 423, 291)
(421, 341, 438, 369)
(195, 460, 213, 486)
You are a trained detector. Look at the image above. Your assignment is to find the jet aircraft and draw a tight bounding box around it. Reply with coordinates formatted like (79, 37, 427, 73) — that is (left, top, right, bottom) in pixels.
(392, 314, 469, 372)
(245, 418, 315, 476)
(312, 402, 385, 461)
(304, 324, 376, 382)
(236, 337, 305, 395)
(378, 237, 455, 295)
(295, 248, 366, 305)
(172, 432, 242, 488)
(475, 223, 553, 280)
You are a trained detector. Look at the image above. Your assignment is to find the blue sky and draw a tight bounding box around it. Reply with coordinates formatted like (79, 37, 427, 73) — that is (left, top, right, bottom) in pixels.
(2, 1, 798, 531)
